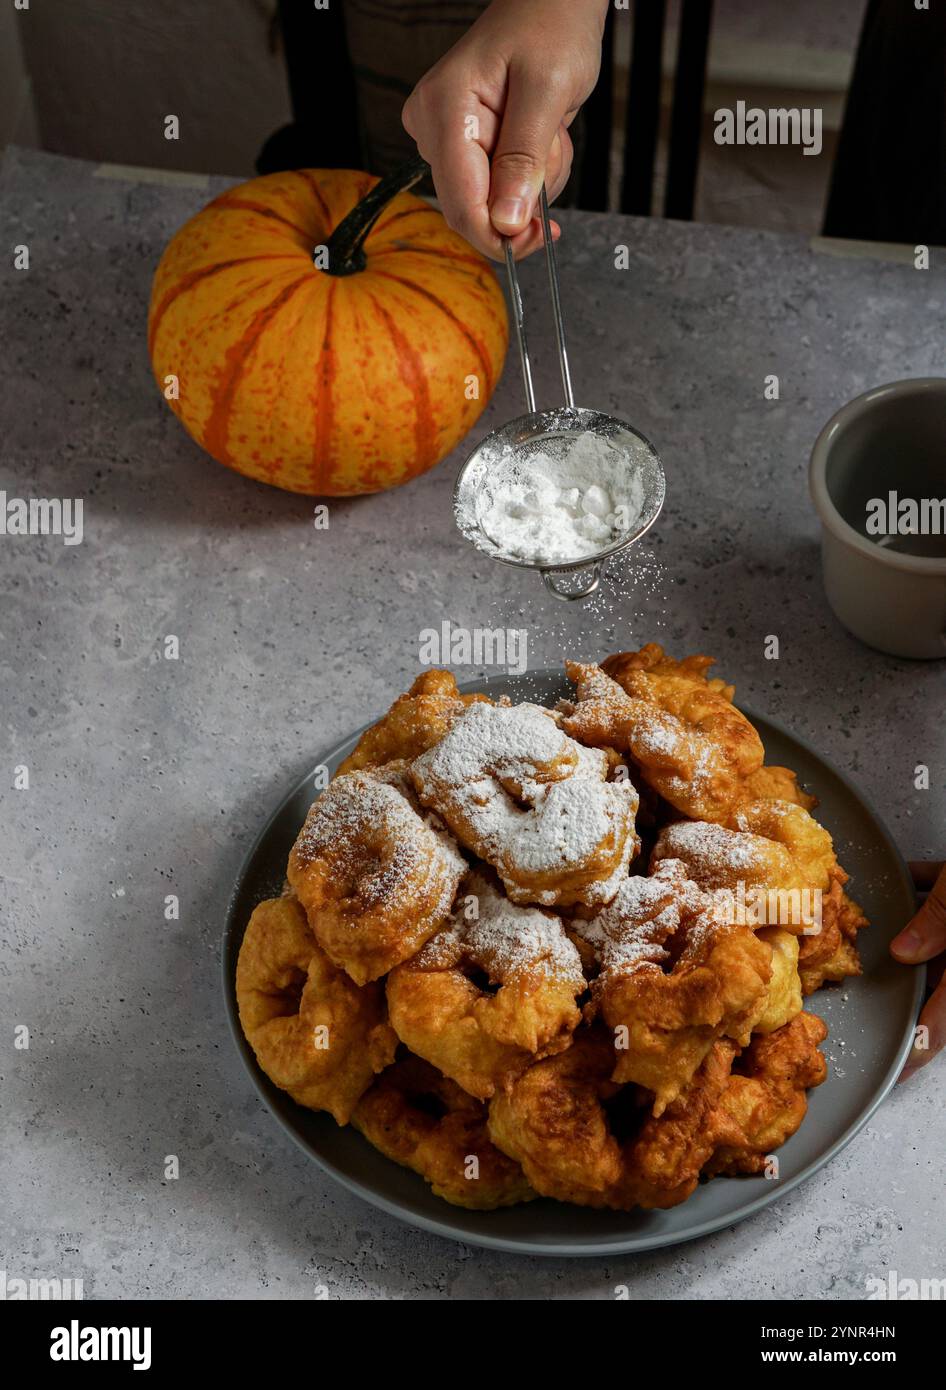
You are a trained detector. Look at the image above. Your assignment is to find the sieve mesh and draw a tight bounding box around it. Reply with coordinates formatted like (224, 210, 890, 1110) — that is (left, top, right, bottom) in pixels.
(454, 408, 665, 573)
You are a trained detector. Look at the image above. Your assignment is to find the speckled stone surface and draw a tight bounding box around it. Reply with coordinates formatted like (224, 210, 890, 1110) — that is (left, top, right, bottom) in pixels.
(0, 147, 943, 1301)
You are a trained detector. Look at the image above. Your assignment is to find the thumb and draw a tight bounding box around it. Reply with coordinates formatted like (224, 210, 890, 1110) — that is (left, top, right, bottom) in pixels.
(891, 863, 946, 962)
(489, 70, 568, 236)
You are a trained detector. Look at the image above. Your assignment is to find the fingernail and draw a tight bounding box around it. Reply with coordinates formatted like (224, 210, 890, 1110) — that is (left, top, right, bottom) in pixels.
(892, 928, 922, 958)
(492, 197, 528, 229)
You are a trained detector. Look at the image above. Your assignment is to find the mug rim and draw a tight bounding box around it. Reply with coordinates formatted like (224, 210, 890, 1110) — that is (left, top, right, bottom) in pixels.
(809, 377, 946, 576)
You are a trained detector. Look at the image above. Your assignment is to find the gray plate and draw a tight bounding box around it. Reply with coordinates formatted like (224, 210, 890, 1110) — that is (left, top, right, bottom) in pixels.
(222, 670, 925, 1256)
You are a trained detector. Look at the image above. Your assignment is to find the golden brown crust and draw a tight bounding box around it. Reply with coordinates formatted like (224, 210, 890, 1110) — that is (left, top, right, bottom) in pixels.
(286, 768, 466, 984)
(570, 651, 817, 824)
(487, 1032, 625, 1206)
(386, 870, 584, 1098)
(705, 1011, 828, 1175)
(564, 654, 764, 823)
(236, 896, 397, 1123)
(738, 764, 818, 812)
(754, 927, 803, 1033)
(488, 1030, 739, 1210)
(235, 648, 860, 1214)
(652, 799, 865, 939)
(603, 645, 736, 704)
(730, 799, 839, 892)
(578, 863, 772, 1115)
(616, 1039, 739, 1209)
(651, 797, 866, 993)
(352, 1054, 535, 1209)
(336, 670, 488, 775)
(798, 893, 864, 994)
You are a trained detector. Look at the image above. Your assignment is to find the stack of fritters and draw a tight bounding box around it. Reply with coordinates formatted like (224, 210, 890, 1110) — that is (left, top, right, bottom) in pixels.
(236, 650, 863, 1211)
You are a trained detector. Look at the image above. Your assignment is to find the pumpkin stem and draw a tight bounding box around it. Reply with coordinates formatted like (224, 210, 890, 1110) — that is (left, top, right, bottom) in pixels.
(322, 156, 431, 276)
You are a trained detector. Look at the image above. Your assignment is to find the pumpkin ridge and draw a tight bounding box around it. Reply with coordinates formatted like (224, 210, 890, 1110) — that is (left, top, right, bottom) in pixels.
(209, 197, 311, 243)
(291, 170, 334, 234)
(366, 291, 438, 477)
(195, 269, 306, 344)
(372, 269, 496, 396)
(203, 274, 311, 466)
(369, 243, 494, 278)
(311, 280, 338, 491)
(148, 255, 302, 358)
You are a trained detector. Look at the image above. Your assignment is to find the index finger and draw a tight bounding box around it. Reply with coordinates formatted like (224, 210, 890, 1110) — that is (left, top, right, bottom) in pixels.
(892, 861, 946, 962)
(405, 95, 505, 260)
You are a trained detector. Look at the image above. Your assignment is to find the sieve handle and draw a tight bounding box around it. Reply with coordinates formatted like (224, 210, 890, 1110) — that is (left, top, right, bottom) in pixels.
(503, 239, 536, 413)
(502, 185, 574, 413)
(541, 562, 603, 602)
(539, 186, 574, 409)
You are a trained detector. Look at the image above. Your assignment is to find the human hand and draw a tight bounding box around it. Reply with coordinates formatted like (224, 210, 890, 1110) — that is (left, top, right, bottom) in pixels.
(890, 861, 946, 1080)
(402, 0, 608, 260)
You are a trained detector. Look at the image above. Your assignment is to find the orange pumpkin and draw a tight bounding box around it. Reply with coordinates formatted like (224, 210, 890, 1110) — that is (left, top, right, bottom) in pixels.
(148, 161, 508, 496)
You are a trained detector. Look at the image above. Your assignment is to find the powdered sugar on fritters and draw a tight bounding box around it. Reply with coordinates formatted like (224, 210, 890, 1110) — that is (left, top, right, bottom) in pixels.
(561, 657, 765, 824)
(410, 701, 639, 906)
(652, 819, 774, 882)
(295, 769, 465, 915)
(577, 858, 730, 984)
(418, 872, 584, 986)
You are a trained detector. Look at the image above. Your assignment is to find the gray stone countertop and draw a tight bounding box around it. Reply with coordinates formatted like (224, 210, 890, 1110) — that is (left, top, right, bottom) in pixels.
(0, 147, 942, 1300)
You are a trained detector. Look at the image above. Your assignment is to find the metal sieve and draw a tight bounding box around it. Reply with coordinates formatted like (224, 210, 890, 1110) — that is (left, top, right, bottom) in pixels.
(454, 188, 666, 601)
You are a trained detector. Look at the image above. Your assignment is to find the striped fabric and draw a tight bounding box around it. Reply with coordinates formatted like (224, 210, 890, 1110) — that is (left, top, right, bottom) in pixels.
(343, 0, 490, 175)
(342, 0, 585, 203)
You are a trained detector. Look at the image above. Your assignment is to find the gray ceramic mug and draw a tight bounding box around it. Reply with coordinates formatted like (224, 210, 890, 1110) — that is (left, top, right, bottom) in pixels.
(810, 378, 946, 659)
